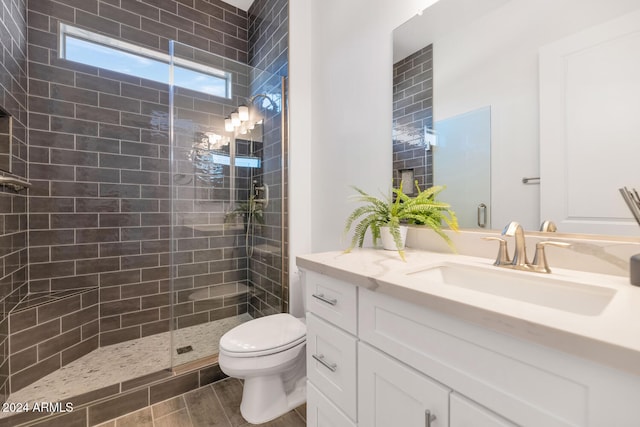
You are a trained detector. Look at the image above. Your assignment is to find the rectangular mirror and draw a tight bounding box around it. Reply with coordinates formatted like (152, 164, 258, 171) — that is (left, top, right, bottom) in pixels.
(393, 0, 640, 236)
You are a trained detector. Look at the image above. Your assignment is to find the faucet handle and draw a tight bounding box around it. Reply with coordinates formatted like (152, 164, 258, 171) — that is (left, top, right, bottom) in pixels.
(530, 241, 572, 273)
(482, 237, 512, 266)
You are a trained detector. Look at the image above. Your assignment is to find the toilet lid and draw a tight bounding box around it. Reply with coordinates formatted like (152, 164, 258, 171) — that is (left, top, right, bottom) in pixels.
(220, 313, 306, 357)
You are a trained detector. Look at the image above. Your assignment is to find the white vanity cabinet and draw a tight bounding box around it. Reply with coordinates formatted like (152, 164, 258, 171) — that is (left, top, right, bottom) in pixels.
(450, 394, 517, 427)
(303, 267, 640, 427)
(307, 383, 356, 427)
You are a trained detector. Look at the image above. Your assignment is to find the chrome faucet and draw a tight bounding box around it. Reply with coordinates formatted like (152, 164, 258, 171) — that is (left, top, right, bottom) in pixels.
(501, 221, 530, 269)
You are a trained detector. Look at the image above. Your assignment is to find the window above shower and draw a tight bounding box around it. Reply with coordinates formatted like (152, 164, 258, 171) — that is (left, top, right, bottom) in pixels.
(58, 23, 232, 99)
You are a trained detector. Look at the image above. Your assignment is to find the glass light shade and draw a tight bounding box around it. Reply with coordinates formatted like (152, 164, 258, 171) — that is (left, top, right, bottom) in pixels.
(238, 105, 249, 121)
(224, 118, 234, 132)
(231, 112, 240, 126)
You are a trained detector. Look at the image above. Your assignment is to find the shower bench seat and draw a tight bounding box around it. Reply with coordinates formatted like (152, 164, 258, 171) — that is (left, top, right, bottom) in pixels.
(7, 287, 100, 395)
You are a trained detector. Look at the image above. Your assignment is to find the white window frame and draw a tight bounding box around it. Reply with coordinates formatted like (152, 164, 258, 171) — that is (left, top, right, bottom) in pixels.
(59, 23, 232, 99)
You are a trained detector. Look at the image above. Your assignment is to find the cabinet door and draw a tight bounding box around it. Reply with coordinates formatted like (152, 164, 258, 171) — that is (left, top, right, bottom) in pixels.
(307, 383, 356, 427)
(450, 393, 518, 427)
(359, 343, 450, 427)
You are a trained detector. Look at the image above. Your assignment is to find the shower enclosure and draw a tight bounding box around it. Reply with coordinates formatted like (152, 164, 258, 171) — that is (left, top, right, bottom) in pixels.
(1, 40, 287, 424)
(168, 41, 288, 367)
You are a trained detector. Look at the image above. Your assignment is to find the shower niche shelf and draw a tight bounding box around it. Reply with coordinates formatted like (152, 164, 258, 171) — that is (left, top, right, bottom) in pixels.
(10, 287, 97, 313)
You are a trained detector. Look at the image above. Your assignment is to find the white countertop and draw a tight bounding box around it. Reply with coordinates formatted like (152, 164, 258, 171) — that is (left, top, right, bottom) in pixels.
(297, 248, 640, 376)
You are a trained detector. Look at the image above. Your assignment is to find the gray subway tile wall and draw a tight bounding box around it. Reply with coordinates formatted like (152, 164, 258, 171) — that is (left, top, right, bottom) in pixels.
(0, 0, 29, 405)
(393, 44, 434, 191)
(25, 0, 251, 356)
(246, 0, 289, 317)
(25, 0, 231, 401)
(0, 0, 290, 412)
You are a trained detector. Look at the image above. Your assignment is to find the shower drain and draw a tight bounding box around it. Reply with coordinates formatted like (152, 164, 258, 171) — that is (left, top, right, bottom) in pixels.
(176, 345, 194, 355)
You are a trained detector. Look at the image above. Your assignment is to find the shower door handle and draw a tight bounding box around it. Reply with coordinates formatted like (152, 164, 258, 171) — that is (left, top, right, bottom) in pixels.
(477, 203, 487, 228)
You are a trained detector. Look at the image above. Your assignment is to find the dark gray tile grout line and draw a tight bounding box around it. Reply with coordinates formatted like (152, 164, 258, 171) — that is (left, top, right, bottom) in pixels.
(152, 395, 190, 426)
(181, 390, 197, 427)
(213, 382, 234, 427)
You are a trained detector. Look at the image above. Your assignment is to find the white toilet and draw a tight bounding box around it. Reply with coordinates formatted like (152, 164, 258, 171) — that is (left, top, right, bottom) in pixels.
(218, 313, 307, 424)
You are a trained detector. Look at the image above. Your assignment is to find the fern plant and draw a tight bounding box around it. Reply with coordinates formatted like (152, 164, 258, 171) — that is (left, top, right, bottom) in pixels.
(343, 182, 459, 260)
(225, 196, 265, 227)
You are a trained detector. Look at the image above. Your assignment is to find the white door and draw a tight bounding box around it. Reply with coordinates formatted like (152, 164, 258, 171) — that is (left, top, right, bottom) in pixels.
(358, 342, 450, 427)
(539, 9, 640, 235)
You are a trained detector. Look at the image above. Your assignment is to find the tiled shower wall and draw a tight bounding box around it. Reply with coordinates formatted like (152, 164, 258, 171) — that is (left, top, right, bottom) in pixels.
(246, 0, 288, 317)
(170, 64, 251, 330)
(393, 44, 433, 191)
(0, 0, 29, 403)
(18, 0, 252, 395)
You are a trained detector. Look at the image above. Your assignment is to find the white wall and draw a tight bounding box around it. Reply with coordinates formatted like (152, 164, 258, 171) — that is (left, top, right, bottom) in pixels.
(304, 0, 437, 253)
(288, 0, 312, 316)
(288, 0, 438, 314)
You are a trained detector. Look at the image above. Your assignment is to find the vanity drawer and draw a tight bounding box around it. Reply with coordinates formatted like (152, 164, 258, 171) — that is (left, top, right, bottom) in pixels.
(306, 313, 357, 421)
(304, 270, 357, 334)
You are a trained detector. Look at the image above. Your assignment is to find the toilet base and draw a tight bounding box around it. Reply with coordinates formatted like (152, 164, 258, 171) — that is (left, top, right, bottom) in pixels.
(240, 375, 306, 424)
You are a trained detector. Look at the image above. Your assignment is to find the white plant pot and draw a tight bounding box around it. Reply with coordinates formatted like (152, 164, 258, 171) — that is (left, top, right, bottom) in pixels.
(380, 225, 408, 251)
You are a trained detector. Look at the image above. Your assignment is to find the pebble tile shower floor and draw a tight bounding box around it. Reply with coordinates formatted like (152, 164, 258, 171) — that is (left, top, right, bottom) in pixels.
(3, 314, 252, 412)
(95, 378, 306, 427)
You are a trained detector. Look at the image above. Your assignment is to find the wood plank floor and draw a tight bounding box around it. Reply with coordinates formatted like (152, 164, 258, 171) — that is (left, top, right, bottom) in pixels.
(95, 378, 306, 427)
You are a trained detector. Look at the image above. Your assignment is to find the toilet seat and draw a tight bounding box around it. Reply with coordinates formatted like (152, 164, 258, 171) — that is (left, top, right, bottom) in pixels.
(220, 313, 306, 358)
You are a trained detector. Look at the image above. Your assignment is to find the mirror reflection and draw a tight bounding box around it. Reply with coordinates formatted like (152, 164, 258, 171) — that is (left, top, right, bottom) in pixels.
(393, 0, 640, 236)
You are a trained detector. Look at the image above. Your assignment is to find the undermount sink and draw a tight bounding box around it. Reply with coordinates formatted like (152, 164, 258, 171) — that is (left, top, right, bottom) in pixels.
(407, 262, 616, 316)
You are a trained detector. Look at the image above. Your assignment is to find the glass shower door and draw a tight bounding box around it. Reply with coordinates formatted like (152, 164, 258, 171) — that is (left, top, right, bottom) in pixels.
(168, 41, 286, 368)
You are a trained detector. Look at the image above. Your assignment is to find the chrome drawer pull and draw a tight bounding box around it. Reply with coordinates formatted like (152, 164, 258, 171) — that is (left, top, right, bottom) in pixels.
(312, 354, 337, 372)
(425, 410, 437, 427)
(312, 293, 337, 306)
